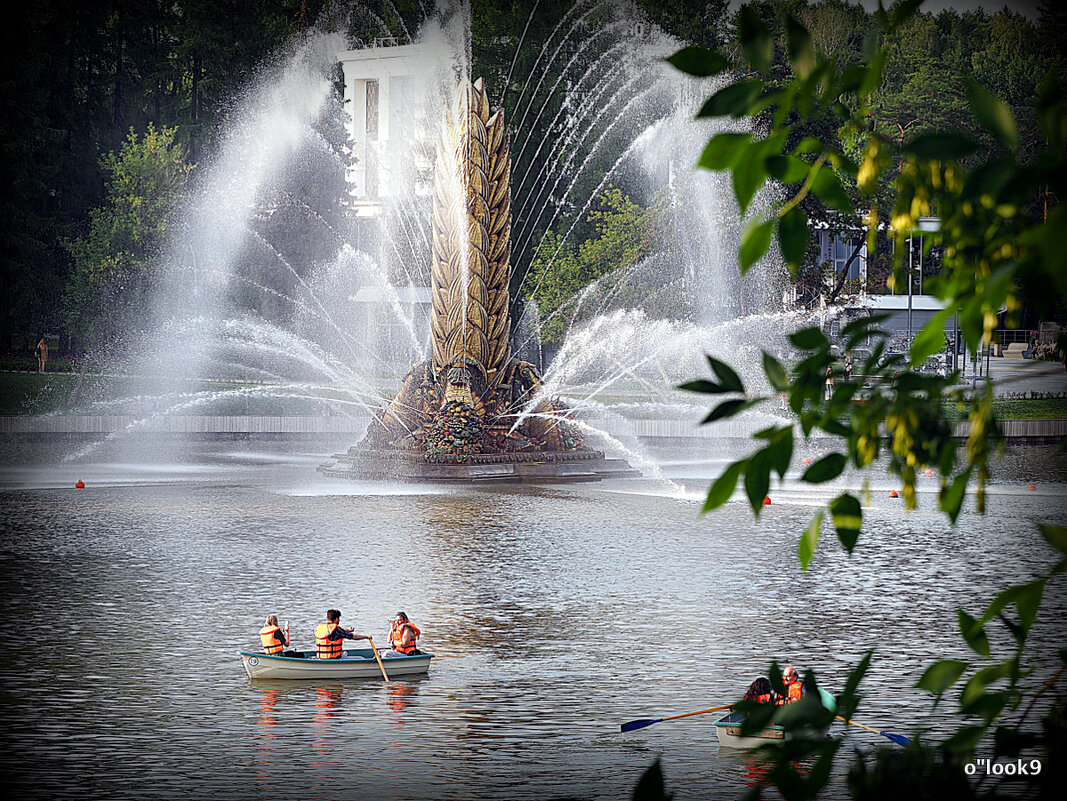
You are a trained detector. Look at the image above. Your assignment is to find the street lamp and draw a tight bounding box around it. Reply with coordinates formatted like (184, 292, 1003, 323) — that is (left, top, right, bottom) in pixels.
(906, 216, 941, 349)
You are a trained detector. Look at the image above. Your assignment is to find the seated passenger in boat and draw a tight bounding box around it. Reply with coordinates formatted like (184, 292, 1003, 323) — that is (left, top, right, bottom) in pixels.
(381, 611, 422, 657)
(776, 664, 805, 705)
(314, 608, 371, 659)
(743, 676, 776, 704)
(259, 614, 304, 657)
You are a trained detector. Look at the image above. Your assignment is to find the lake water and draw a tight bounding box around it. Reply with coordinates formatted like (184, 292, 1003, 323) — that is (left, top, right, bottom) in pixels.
(0, 441, 1064, 800)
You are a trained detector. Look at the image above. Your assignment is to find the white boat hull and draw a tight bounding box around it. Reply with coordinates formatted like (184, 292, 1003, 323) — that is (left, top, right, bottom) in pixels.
(714, 689, 835, 749)
(239, 648, 433, 680)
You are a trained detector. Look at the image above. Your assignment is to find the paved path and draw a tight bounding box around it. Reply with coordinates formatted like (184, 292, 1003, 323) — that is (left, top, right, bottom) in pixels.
(976, 357, 1067, 396)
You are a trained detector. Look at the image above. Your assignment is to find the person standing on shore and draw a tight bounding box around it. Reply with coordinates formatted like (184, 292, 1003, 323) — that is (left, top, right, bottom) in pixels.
(35, 337, 48, 373)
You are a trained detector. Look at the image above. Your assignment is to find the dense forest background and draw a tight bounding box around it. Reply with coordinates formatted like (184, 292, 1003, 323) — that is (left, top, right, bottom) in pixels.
(1, 0, 1063, 359)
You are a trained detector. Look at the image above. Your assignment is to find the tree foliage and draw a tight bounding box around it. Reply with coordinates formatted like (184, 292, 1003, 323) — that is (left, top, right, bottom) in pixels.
(63, 125, 192, 342)
(523, 186, 654, 344)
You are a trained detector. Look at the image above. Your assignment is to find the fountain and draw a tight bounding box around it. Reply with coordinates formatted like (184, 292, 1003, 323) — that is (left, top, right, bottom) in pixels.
(319, 78, 638, 482)
(55, 3, 806, 481)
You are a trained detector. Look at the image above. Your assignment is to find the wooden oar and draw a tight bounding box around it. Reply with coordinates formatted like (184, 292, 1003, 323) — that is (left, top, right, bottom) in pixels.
(367, 636, 389, 681)
(836, 715, 911, 746)
(621, 703, 734, 733)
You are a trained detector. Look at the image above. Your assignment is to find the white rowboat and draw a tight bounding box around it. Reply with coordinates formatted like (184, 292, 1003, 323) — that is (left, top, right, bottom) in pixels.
(714, 688, 836, 749)
(239, 648, 433, 680)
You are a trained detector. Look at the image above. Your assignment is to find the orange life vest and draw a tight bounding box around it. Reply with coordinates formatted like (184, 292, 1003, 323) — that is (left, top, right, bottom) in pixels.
(776, 679, 803, 705)
(755, 692, 774, 704)
(259, 624, 283, 655)
(390, 622, 420, 654)
(315, 622, 343, 659)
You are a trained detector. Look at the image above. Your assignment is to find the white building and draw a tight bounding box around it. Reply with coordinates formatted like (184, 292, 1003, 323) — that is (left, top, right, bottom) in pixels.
(338, 39, 449, 217)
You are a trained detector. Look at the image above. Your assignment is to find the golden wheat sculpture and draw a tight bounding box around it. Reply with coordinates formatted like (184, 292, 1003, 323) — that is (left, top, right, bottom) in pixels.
(430, 78, 512, 380)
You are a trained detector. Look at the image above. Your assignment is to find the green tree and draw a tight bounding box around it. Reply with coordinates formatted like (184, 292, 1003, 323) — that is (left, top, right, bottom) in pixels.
(64, 124, 193, 344)
(524, 186, 653, 344)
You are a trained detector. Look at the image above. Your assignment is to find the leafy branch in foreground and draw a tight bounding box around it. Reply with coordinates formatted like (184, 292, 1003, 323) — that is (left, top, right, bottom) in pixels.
(663, 1, 1066, 798)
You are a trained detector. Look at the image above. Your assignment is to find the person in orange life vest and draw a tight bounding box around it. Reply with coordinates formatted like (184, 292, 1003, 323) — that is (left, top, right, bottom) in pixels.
(260, 614, 304, 657)
(382, 611, 421, 657)
(744, 676, 776, 705)
(776, 664, 805, 705)
(315, 608, 370, 659)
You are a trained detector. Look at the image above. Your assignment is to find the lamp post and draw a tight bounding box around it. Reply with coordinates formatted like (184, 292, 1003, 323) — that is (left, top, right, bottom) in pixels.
(907, 216, 941, 354)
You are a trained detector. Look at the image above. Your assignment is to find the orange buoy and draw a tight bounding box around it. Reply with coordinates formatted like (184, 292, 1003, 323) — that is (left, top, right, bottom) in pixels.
(803, 457, 812, 465)
(75, 480, 85, 489)
(889, 490, 899, 498)
(763, 496, 772, 505)
(1028, 484, 1037, 491)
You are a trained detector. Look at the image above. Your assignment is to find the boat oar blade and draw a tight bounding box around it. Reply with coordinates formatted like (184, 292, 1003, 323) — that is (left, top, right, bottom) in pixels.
(882, 731, 912, 746)
(620, 718, 662, 733)
(836, 715, 910, 747)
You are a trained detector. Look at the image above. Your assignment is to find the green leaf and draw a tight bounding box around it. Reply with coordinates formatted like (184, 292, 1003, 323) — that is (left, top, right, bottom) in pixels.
(890, 0, 924, 30)
(802, 453, 847, 484)
(784, 15, 815, 79)
(766, 427, 794, 478)
(939, 468, 971, 523)
(843, 313, 890, 349)
(837, 651, 873, 720)
(697, 133, 752, 171)
(960, 690, 1009, 725)
(909, 308, 952, 366)
(702, 398, 759, 423)
(665, 46, 730, 77)
(859, 50, 887, 99)
(798, 511, 823, 570)
(967, 78, 1017, 150)
(915, 658, 969, 699)
(706, 355, 745, 393)
(795, 137, 823, 154)
(958, 608, 991, 658)
(732, 151, 768, 215)
(836, 64, 867, 94)
(739, 6, 773, 73)
(703, 459, 747, 512)
(696, 80, 763, 119)
(902, 131, 981, 161)
(810, 168, 854, 213)
(778, 204, 809, 271)
(978, 578, 1047, 636)
(740, 216, 774, 274)
(789, 326, 829, 351)
(762, 351, 788, 391)
(1039, 524, 1067, 555)
(829, 493, 862, 553)
(677, 379, 725, 394)
(632, 759, 669, 801)
(960, 663, 1013, 708)
(745, 450, 772, 516)
(766, 154, 810, 184)
(1014, 579, 1046, 635)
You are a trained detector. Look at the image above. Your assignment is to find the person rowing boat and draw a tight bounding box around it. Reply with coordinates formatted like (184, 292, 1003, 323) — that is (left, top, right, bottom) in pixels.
(743, 664, 806, 706)
(314, 608, 371, 659)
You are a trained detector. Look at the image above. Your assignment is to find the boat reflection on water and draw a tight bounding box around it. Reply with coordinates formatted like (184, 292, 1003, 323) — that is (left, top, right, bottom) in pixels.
(310, 684, 346, 777)
(258, 687, 282, 732)
(739, 749, 813, 791)
(386, 681, 419, 720)
(742, 753, 773, 790)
